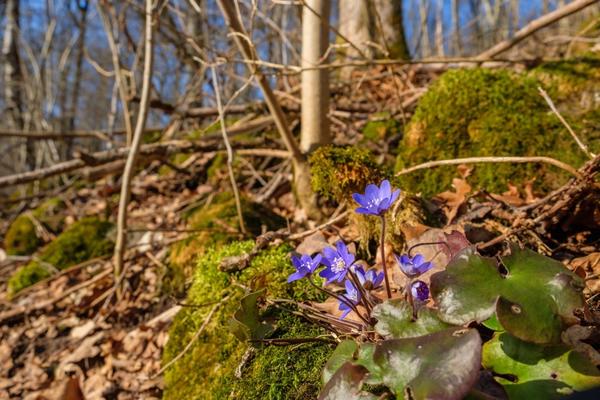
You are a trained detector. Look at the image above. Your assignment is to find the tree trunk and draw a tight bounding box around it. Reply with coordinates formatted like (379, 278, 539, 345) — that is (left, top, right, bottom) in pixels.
(373, 0, 410, 59)
(2, 0, 33, 170)
(301, 0, 331, 153)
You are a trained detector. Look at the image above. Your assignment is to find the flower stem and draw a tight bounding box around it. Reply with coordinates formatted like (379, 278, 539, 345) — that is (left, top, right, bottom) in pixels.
(380, 215, 392, 299)
(406, 279, 417, 321)
(307, 276, 370, 326)
(348, 269, 372, 316)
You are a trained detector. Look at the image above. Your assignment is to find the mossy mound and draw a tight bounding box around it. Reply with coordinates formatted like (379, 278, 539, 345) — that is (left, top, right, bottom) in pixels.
(4, 198, 65, 256)
(8, 217, 114, 294)
(162, 241, 330, 400)
(164, 192, 286, 296)
(310, 145, 384, 202)
(395, 67, 595, 197)
(362, 112, 402, 143)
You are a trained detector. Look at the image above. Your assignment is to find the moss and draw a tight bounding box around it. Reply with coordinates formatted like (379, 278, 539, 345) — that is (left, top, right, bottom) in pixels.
(7, 218, 114, 294)
(229, 313, 332, 400)
(4, 198, 65, 256)
(362, 112, 401, 143)
(4, 215, 40, 256)
(530, 54, 600, 109)
(395, 68, 590, 197)
(310, 145, 385, 202)
(163, 241, 328, 400)
(164, 192, 286, 297)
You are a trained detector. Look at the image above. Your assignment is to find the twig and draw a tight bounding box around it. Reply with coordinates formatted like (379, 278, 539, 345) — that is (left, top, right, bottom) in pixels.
(113, 0, 154, 292)
(538, 87, 595, 159)
(477, 0, 600, 59)
(210, 65, 246, 234)
(151, 295, 230, 378)
(396, 156, 581, 179)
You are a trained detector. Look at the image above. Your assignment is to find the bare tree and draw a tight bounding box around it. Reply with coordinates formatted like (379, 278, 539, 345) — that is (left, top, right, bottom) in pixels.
(2, 0, 32, 170)
(301, 0, 331, 153)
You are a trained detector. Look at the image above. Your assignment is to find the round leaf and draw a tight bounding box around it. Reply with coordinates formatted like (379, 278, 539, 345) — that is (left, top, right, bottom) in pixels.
(318, 362, 378, 400)
(482, 332, 600, 399)
(322, 340, 358, 384)
(431, 247, 585, 344)
(372, 328, 482, 400)
(372, 299, 451, 339)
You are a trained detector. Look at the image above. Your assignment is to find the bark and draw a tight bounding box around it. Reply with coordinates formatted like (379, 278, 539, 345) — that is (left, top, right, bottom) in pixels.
(300, 0, 331, 153)
(2, 0, 33, 170)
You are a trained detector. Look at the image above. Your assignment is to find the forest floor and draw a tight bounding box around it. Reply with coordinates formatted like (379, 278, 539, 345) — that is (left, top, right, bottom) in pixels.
(0, 64, 599, 399)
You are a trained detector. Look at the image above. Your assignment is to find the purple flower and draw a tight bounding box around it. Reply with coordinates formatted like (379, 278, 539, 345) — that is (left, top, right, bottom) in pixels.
(354, 266, 384, 290)
(352, 180, 400, 216)
(338, 280, 361, 319)
(287, 254, 322, 283)
(395, 253, 433, 278)
(319, 241, 355, 284)
(411, 280, 430, 302)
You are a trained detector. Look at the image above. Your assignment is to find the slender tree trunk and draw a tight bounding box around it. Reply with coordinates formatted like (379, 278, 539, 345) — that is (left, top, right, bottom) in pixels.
(451, 0, 462, 55)
(65, 1, 88, 159)
(301, 0, 331, 153)
(373, 0, 410, 59)
(3, 0, 33, 170)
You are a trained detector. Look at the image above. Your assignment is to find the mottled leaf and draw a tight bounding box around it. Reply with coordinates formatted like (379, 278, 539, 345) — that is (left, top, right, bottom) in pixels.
(229, 289, 274, 342)
(431, 247, 584, 344)
(372, 328, 482, 400)
(372, 299, 451, 339)
(318, 362, 377, 400)
(323, 340, 358, 384)
(482, 332, 600, 399)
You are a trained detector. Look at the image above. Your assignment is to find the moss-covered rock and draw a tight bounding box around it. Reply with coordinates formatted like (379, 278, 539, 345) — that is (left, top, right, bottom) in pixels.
(310, 145, 384, 203)
(162, 241, 330, 400)
(8, 217, 114, 294)
(4, 198, 65, 256)
(395, 67, 595, 196)
(164, 192, 286, 296)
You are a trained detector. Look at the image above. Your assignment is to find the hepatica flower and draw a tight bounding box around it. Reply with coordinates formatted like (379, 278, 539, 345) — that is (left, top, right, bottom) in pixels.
(287, 253, 322, 283)
(355, 266, 384, 290)
(320, 241, 355, 284)
(411, 280, 430, 302)
(352, 180, 400, 216)
(395, 253, 433, 278)
(338, 280, 361, 319)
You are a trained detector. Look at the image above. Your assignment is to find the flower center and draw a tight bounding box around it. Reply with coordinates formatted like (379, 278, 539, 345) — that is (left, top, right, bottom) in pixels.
(332, 257, 346, 273)
(367, 197, 382, 209)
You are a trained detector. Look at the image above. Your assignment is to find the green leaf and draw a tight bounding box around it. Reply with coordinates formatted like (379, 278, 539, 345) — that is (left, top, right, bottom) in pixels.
(322, 340, 358, 384)
(229, 288, 274, 342)
(372, 299, 451, 339)
(482, 314, 503, 332)
(431, 247, 584, 344)
(482, 332, 600, 399)
(318, 362, 378, 400)
(372, 328, 482, 400)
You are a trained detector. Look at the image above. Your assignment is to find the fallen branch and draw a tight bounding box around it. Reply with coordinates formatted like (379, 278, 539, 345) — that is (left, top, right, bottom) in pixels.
(396, 156, 581, 179)
(477, 0, 600, 60)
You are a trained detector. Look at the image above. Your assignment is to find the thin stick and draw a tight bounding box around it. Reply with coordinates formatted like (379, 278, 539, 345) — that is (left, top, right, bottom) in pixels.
(477, 0, 599, 60)
(151, 295, 230, 378)
(113, 0, 154, 293)
(210, 65, 246, 234)
(380, 215, 392, 299)
(307, 277, 370, 326)
(396, 156, 581, 179)
(538, 87, 595, 159)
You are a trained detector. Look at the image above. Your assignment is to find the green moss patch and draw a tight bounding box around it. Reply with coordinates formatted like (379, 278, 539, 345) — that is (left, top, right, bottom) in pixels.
(8, 218, 114, 294)
(162, 241, 330, 400)
(395, 67, 595, 197)
(362, 112, 402, 143)
(164, 192, 286, 296)
(4, 198, 65, 256)
(310, 145, 384, 202)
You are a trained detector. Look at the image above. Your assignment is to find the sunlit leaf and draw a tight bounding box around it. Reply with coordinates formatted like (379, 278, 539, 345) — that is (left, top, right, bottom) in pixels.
(482, 332, 600, 399)
(372, 299, 451, 339)
(431, 247, 584, 344)
(322, 340, 358, 384)
(318, 362, 377, 400)
(229, 288, 274, 342)
(372, 328, 482, 400)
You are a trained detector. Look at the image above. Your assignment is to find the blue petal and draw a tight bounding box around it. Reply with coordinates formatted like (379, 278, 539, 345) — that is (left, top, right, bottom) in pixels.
(291, 255, 303, 270)
(319, 268, 333, 279)
(287, 270, 306, 283)
(352, 192, 367, 207)
(413, 254, 425, 266)
(365, 184, 379, 201)
(389, 189, 401, 205)
(417, 261, 433, 274)
(355, 207, 375, 215)
(380, 180, 391, 199)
